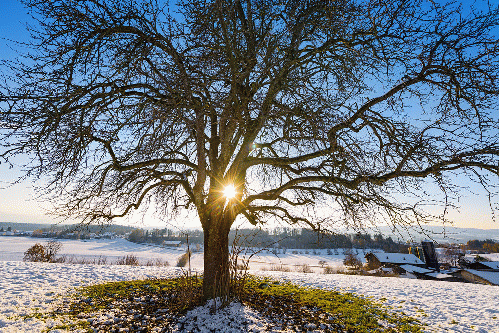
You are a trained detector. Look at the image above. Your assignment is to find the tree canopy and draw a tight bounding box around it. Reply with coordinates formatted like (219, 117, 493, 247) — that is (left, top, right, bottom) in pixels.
(2, 0, 499, 298)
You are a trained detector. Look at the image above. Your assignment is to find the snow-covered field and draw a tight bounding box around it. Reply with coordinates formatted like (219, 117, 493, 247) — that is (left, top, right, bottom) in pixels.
(0, 236, 352, 272)
(0, 236, 498, 332)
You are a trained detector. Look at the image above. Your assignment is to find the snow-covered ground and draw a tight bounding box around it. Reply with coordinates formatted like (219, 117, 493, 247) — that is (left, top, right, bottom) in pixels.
(0, 236, 196, 264)
(0, 236, 355, 272)
(0, 236, 498, 332)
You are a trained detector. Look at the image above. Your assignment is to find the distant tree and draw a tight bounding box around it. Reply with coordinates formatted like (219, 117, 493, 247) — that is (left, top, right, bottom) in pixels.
(442, 246, 463, 267)
(484, 242, 499, 253)
(343, 249, 363, 269)
(23, 243, 47, 262)
(2, 0, 499, 299)
(45, 240, 63, 261)
(32, 230, 44, 238)
(128, 229, 145, 243)
(474, 255, 490, 262)
(23, 240, 62, 262)
(466, 239, 499, 253)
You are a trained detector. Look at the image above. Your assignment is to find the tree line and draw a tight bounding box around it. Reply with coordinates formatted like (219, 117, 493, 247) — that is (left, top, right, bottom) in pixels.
(128, 227, 409, 252)
(465, 239, 499, 253)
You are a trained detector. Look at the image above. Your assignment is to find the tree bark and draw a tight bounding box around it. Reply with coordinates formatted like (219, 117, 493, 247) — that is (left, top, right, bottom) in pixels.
(202, 220, 230, 300)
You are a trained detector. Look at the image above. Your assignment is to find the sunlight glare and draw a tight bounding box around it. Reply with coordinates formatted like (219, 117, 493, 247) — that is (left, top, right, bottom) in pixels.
(223, 184, 237, 199)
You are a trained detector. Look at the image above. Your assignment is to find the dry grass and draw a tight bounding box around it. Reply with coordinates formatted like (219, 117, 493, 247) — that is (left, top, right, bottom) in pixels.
(295, 264, 313, 273)
(115, 254, 140, 266)
(145, 258, 170, 267)
(260, 264, 292, 272)
(57, 254, 169, 267)
(176, 251, 192, 267)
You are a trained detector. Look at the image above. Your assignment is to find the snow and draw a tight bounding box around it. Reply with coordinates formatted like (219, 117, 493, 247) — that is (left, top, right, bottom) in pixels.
(425, 272, 453, 279)
(462, 269, 499, 286)
(0, 261, 181, 332)
(1, 236, 499, 332)
(173, 300, 284, 332)
(399, 264, 433, 274)
(260, 271, 499, 333)
(484, 253, 499, 261)
(0, 236, 357, 273)
(370, 252, 426, 266)
(479, 261, 499, 270)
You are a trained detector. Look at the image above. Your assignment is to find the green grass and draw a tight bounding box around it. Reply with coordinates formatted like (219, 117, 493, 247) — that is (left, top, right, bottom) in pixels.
(24, 275, 424, 332)
(242, 278, 423, 332)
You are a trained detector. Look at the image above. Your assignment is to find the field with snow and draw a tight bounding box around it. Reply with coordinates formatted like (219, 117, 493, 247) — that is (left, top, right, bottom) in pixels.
(0, 236, 498, 332)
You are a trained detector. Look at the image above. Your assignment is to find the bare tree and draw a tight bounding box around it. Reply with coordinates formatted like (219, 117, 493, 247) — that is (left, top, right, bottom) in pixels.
(2, 0, 499, 299)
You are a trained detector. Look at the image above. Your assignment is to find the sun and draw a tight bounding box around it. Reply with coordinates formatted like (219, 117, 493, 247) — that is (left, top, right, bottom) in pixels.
(223, 184, 237, 199)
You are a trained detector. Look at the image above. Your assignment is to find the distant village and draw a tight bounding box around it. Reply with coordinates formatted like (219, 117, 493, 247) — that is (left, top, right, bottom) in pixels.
(363, 241, 499, 286)
(1, 222, 499, 286)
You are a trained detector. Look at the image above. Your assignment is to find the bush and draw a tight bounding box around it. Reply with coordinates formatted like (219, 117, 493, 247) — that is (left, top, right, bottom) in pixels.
(176, 251, 191, 267)
(323, 266, 336, 274)
(295, 264, 313, 273)
(145, 258, 170, 267)
(263, 264, 291, 272)
(23, 240, 62, 263)
(23, 243, 47, 262)
(116, 254, 139, 266)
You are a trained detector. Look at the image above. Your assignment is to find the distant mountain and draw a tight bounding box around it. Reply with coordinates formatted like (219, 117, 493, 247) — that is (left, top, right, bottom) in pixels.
(0, 221, 56, 232)
(2, 220, 497, 244)
(0, 221, 136, 234)
(373, 225, 499, 244)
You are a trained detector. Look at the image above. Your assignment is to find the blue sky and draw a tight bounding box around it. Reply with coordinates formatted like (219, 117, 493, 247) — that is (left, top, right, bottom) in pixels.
(0, 0, 498, 230)
(0, 0, 29, 60)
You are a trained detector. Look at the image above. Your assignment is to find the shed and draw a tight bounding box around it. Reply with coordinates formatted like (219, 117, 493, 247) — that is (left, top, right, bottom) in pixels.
(162, 240, 182, 247)
(454, 269, 499, 286)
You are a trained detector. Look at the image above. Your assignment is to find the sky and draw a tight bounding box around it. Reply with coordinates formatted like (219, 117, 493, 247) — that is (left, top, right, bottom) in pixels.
(0, 0, 498, 231)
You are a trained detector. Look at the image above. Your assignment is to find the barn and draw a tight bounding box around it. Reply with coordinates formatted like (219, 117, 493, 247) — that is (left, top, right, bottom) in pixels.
(454, 269, 499, 286)
(365, 252, 426, 274)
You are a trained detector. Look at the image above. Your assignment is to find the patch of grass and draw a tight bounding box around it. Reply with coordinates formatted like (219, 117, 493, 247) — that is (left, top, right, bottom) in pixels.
(20, 311, 47, 321)
(37, 275, 424, 332)
(42, 320, 92, 333)
(242, 277, 423, 332)
(48, 276, 204, 332)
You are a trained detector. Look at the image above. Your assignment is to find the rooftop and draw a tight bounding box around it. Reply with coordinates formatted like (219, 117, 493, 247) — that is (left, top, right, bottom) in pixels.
(369, 252, 425, 266)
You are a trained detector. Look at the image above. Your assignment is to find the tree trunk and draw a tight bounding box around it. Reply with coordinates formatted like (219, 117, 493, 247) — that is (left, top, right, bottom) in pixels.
(203, 221, 230, 300)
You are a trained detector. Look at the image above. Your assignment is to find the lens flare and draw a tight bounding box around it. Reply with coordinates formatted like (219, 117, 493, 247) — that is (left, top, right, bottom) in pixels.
(223, 184, 237, 199)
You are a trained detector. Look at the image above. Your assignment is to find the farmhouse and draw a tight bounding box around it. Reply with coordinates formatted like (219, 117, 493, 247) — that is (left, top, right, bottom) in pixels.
(365, 252, 426, 274)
